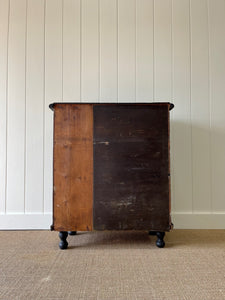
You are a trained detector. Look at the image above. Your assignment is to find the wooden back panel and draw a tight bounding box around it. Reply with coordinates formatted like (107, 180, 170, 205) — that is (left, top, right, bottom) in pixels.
(93, 105, 170, 231)
(52, 104, 93, 231)
(51, 103, 172, 232)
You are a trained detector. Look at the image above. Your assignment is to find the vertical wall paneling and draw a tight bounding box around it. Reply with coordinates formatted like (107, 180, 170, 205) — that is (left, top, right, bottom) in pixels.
(136, 0, 154, 102)
(81, 0, 99, 102)
(208, 0, 225, 212)
(63, 0, 80, 102)
(44, 0, 63, 213)
(172, 0, 192, 212)
(6, 0, 26, 213)
(154, 0, 172, 101)
(0, 0, 9, 213)
(190, 0, 211, 212)
(118, 0, 136, 102)
(154, 0, 173, 211)
(99, 0, 117, 102)
(25, 0, 45, 213)
(1, 0, 225, 228)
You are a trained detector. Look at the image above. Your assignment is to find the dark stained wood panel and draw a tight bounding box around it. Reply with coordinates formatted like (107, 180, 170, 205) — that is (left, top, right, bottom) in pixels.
(52, 104, 93, 231)
(93, 104, 170, 231)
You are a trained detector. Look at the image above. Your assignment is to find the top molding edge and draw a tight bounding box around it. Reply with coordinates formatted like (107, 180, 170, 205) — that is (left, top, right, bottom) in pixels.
(49, 102, 174, 111)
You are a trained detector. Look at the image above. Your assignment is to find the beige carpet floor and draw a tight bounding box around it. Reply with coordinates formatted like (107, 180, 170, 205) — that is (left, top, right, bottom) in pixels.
(0, 230, 225, 300)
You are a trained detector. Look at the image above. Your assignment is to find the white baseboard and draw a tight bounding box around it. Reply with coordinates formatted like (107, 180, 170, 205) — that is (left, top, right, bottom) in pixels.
(0, 213, 52, 230)
(0, 212, 225, 230)
(171, 212, 225, 229)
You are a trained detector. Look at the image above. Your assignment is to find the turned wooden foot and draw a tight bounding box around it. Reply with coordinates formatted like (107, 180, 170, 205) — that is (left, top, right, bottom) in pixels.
(156, 232, 165, 248)
(59, 231, 68, 249)
(68, 231, 77, 236)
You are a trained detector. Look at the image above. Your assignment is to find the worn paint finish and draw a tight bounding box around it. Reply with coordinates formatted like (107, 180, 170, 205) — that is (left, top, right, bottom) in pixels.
(93, 104, 171, 231)
(52, 104, 93, 231)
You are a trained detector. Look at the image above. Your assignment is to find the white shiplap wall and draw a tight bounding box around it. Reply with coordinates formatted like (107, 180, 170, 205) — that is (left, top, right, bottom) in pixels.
(1, 0, 225, 229)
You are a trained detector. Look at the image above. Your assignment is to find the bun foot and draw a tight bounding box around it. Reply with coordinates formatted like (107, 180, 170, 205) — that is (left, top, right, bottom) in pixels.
(59, 231, 68, 249)
(156, 232, 165, 248)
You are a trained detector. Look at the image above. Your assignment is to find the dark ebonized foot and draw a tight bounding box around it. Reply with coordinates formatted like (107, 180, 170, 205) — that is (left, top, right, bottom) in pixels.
(148, 231, 157, 236)
(68, 231, 77, 236)
(156, 232, 165, 248)
(59, 231, 68, 249)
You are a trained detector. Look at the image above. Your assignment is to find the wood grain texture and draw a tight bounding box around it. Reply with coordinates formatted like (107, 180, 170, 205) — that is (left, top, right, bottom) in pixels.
(52, 104, 93, 231)
(93, 104, 171, 231)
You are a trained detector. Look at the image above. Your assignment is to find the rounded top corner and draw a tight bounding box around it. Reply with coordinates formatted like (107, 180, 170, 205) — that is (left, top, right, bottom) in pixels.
(49, 103, 55, 111)
(169, 103, 174, 110)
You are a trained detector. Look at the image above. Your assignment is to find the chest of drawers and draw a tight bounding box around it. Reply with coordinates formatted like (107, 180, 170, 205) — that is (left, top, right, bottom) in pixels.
(50, 102, 174, 249)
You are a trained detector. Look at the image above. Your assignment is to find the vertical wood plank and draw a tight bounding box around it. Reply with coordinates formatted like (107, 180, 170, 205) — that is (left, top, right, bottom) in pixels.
(6, 0, 26, 213)
(190, 0, 211, 212)
(136, 0, 154, 102)
(63, 0, 80, 102)
(0, 0, 9, 213)
(25, 0, 45, 212)
(99, 0, 117, 102)
(81, 0, 99, 102)
(208, 0, 225, 212)
(45, 0, 63, 213)
(154, 0, 172, 101)
(53, 104, 93, 231)
(118, 0, 136, 102)
(172, 0, 192, 212)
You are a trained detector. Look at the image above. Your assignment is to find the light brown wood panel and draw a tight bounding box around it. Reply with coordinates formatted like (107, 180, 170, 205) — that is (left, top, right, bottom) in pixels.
(52, 104, 93, 231)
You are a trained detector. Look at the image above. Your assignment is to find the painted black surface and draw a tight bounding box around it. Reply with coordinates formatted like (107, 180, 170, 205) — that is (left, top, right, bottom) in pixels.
(156, 232, 165, 248)
(59, 231, 68, 250)
(93, 105, 170, 231)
